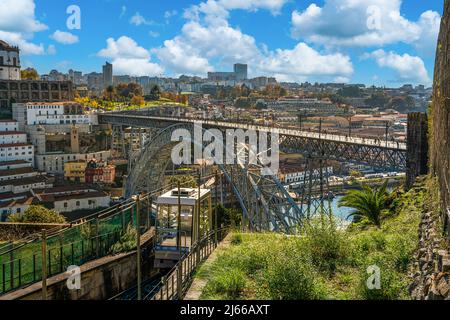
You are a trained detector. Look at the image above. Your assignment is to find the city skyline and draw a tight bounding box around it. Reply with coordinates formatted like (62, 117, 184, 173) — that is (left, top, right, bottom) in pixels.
(0, 1, 443, 86)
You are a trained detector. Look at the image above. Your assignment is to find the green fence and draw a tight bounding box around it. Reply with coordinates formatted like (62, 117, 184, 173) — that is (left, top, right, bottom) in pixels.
(0, 193, 155, 295)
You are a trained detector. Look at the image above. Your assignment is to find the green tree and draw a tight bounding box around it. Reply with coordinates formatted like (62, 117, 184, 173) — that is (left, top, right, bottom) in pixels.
(105, 85, 115, 101)
(338, 86, 362, 98)
(8, 206, 67, 224)
(365, 93, 390, 108)
(149, 84, 161, 100)
(338, 182, 390, 227)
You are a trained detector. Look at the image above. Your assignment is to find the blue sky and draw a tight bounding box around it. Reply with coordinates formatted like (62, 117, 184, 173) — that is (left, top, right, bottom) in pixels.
(0, 0, 444, 86)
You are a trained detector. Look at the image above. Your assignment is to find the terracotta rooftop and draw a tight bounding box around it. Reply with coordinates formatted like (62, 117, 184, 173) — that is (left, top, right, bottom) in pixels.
(0, 143, 33, 148)
(0, 167, 34, 177)
(40, 191, 109, 203)
(0, 131, 26, 136)
(0, 160, 30, 166)
(0, 175, 49, 187)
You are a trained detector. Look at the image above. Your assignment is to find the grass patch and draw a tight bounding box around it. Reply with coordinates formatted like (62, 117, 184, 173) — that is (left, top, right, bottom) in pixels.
(195, 178, 437, 300)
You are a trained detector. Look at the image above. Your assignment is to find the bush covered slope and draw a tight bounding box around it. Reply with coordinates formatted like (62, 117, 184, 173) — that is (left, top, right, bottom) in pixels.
(194, 180, 437, 300)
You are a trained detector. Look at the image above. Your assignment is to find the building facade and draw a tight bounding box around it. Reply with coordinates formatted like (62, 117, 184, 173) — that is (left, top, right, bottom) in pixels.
(35, 150, 111, 174)
(102, 62, 113, 89)
(12, 102, 98, 127)
(0, 80, 74, 109)
(0, 40, 20, 81)
(234, 63, 248, 81)
(64, 160, 87, 183)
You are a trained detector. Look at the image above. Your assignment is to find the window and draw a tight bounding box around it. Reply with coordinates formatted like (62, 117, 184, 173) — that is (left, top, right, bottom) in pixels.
(76, 201, 80, 206)
(63, 202, 68, 208)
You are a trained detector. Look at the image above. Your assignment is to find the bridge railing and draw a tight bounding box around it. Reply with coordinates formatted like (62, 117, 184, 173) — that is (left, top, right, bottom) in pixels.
(101, 112, 407, 150)
(146, 227, 230, 301)
(0, 187, 171, 295)
(0, 172, 223, 296)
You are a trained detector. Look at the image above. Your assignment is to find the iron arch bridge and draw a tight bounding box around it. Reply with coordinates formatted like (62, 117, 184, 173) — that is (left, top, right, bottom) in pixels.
(98, 112, 407, 233)
(124, 122, 302, 234)
(99, 112, 407, 171)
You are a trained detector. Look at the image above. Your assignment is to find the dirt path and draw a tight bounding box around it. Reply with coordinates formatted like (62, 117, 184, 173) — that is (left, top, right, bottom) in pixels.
(184, 234, 233, 300)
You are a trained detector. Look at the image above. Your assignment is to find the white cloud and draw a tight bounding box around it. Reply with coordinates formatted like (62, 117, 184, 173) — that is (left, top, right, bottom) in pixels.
(50, 30, 79, 45)
(98, 36, 163, 77)
(164, 10, 178, 19)
(47, 44, 56, 55)
(185, 0, 289, 20)
(0, 0, 48, 55)
(130, 12, 155, 26)
(98, 36, 150, 60)
(364, 49, 430, 84)
(156, 0, 353, 81)
(149, 31, 160, 38)
(257, 43, 354, 81)
(156, 38, 213, 76)
(120, 6, 127, 19)
(291, 0, 440, 51)
(415, 10, 441, 56)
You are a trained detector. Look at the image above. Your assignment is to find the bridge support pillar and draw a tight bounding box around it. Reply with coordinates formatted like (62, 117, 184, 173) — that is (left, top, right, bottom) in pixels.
(406, 113, 429, 190)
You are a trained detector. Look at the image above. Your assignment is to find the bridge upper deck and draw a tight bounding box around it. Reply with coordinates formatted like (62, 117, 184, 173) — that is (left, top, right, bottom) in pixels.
(100, 113, 407, 151)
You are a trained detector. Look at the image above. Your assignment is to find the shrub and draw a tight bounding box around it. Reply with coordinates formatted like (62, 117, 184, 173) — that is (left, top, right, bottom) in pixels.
(358, 254, 408, 300)
(8, 205, 67, 224)
(231, 233, 242, 245)
(109, 224, 137, 254)
(301, 214, 349, 276)
(264, 242, 326, 300)
(206, 267, 247, 299)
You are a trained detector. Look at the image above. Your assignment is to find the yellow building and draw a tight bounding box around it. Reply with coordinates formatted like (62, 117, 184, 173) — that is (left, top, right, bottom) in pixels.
(64, 160, 87, 183)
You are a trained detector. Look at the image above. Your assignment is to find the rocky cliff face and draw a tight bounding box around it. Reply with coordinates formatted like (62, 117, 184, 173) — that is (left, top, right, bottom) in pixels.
(431, 1, 450, 236)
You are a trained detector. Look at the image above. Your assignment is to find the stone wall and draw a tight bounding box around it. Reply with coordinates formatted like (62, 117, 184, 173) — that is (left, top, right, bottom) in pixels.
(430, 1, 450, 237)
(406, 113, 429, 190)
(409, 208, 450, 300)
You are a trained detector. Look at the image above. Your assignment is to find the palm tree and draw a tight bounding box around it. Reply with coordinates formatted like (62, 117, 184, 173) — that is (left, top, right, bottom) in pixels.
(338, 181, 390, 227)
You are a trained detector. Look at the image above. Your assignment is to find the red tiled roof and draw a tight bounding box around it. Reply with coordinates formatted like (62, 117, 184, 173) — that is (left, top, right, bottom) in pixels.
(0, 131, 26, 136)
(0, 160, 30, 166)
(0, 196, 35, 208)
(0, 175, 49, 187)
(0, 143, 33, 148)
(0, 167, 34, 177)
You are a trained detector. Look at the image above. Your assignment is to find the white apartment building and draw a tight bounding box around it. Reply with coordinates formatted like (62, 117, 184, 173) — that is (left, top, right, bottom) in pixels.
(0, 131, 27, 145)
(0, 120, 19, 131)
(0, 144, 34, 163)
(12, 102, 98, 128)
(0, 160, 32, 171)
(52, 191, 110, 213)
(0, 175, 52, 194)
(0, 166, 38, 182)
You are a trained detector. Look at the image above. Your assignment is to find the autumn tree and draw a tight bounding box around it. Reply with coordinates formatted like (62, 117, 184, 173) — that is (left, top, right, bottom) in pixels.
(21, 68, 39, 80)
(131, 95, 145, 106)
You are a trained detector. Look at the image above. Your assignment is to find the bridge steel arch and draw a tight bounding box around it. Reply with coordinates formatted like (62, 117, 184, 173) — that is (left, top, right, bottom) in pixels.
(125, 123, 303, 234)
